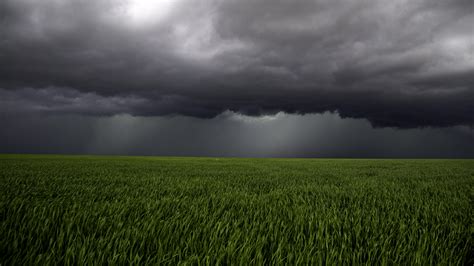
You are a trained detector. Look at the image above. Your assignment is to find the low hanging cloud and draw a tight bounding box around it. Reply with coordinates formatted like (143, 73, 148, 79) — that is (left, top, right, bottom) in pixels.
(0, 0, 473, 128)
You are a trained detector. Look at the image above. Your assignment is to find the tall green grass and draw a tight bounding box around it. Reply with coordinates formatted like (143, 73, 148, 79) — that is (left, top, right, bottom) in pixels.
(1, 155, 473, 264)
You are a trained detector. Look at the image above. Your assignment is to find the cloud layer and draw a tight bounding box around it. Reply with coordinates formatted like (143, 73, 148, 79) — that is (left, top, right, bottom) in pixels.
(1, 0, 473, 127)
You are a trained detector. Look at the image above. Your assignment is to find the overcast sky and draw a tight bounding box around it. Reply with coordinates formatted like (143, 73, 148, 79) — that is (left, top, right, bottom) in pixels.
(0, 0, 473, 157)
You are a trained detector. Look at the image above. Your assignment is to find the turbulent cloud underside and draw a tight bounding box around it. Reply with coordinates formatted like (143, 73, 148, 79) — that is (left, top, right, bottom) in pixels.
(0, 0, 473, 128)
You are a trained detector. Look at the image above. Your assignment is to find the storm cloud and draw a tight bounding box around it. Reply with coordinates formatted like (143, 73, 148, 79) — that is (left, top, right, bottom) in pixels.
(0, 0, 473, 127)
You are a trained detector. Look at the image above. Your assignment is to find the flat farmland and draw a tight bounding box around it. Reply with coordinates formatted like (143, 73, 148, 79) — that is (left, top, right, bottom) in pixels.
(0, 155, 473, 264)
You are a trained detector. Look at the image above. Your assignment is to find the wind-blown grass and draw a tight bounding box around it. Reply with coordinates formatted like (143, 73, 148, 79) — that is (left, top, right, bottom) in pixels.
(1, 155, 473, 264)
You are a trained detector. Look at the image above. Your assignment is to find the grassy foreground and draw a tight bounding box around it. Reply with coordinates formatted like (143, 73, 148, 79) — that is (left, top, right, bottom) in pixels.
(0, 154, 473, 264)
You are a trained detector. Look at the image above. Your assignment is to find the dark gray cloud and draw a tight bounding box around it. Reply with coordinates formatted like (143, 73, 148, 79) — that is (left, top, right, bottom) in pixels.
(0, 0, 473, 127)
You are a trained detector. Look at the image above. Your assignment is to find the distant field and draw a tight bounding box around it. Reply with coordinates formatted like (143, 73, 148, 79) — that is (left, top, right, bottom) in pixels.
(0, 154, 473, 264)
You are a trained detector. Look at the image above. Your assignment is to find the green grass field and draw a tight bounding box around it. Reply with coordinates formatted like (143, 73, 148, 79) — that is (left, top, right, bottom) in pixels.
(1, 154, 473, 264)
